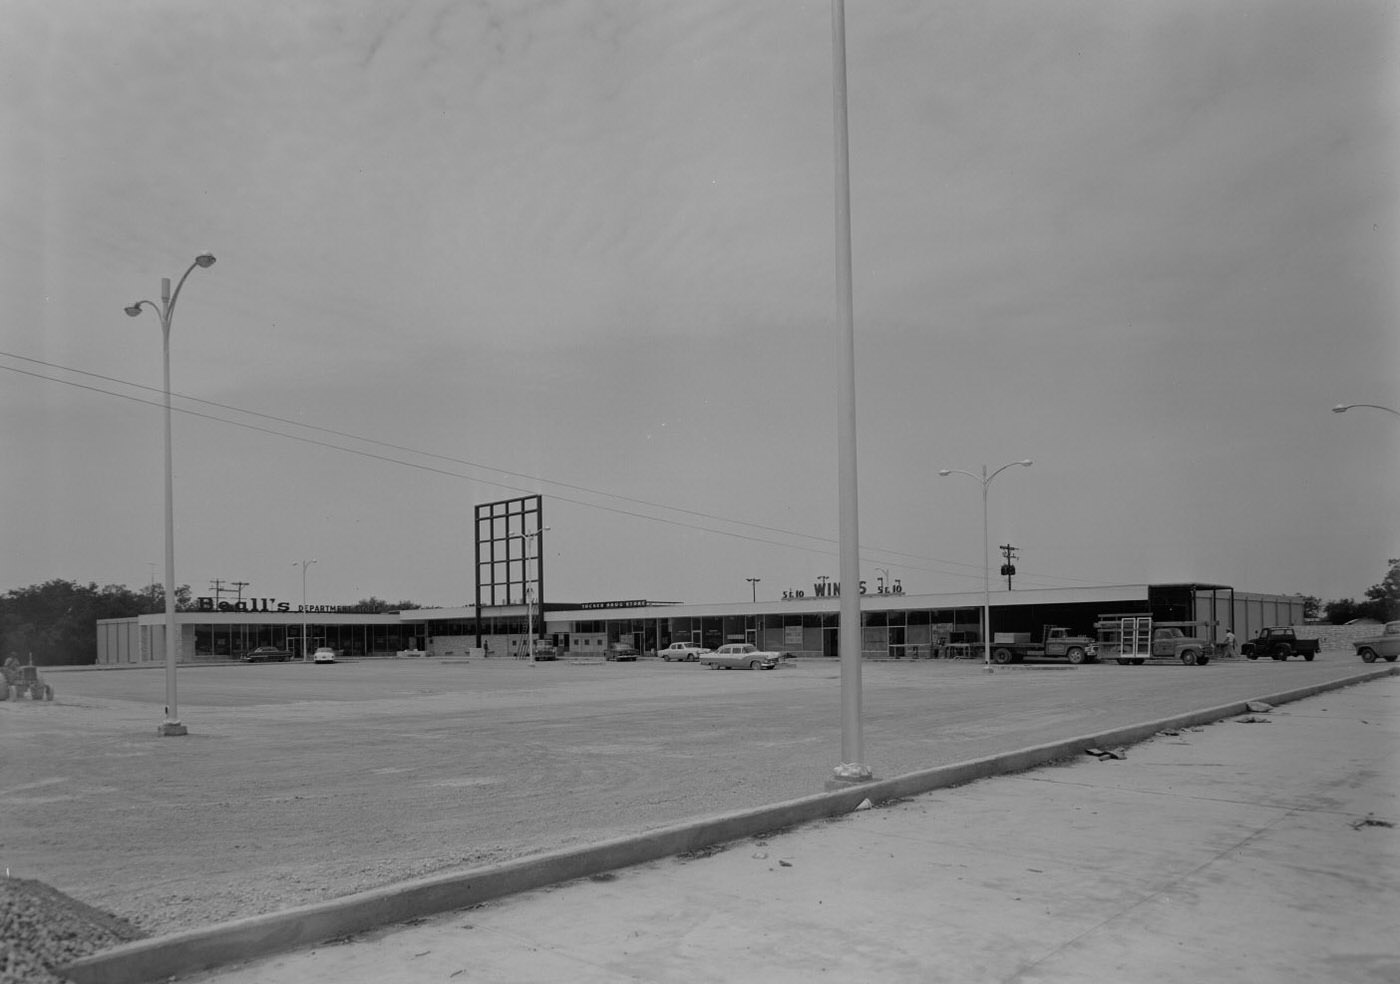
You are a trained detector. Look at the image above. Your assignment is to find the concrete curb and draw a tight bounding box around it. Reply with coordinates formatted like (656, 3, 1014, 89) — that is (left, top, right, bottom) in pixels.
(60, 666, 1397, 984)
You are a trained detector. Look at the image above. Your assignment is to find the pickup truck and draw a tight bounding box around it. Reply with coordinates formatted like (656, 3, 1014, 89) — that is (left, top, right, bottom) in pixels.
(1241, 627, 1320, 662)
(1354, 621, 1400, 663)
(989, 626, 1097, 665)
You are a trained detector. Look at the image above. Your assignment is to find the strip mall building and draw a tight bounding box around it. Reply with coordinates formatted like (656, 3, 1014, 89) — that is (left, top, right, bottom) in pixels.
(95, 582, 1305, 666)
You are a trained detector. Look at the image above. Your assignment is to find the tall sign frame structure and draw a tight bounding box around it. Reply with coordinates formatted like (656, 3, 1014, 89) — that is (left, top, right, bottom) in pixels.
(474, 495, 545, 646)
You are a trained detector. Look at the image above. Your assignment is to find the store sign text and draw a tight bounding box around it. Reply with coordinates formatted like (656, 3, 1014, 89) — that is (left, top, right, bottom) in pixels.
(194, 597, 376, 614)
(782, 578, 903, 601)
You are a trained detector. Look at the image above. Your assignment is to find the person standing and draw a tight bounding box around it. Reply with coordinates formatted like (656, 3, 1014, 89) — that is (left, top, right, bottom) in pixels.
(1224, 629, 1237, 657)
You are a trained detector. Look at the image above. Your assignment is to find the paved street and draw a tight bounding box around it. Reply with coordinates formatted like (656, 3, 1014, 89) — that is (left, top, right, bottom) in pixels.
(5, 653, 1379, 938)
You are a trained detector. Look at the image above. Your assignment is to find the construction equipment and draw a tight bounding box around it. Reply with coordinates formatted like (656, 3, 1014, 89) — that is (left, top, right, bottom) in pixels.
(2, 655, 54, 701)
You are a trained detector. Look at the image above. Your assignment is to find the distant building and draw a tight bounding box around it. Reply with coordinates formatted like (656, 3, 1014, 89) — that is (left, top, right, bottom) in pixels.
(96, 582, 1303, 665)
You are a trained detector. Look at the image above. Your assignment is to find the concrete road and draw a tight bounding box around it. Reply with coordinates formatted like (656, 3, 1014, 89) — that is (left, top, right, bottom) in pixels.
(4, 653, 1377, 936)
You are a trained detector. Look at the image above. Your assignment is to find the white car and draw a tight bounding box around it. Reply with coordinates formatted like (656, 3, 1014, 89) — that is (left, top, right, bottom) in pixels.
(702, 643, 783, 670)
(660, 642, 711, 662)
(312, 647, 337, 664)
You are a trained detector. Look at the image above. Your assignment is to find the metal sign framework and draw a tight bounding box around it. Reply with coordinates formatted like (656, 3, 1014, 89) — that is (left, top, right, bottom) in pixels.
(474, 495, 544, 612)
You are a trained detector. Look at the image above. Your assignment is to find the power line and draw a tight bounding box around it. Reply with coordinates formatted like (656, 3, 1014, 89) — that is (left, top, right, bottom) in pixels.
(0, 351, 1105, 588)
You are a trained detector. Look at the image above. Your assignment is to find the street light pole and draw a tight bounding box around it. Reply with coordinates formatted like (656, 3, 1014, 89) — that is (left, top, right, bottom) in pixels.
(125, 252, 215, 737)
(828, 0, 871, 789)
(1333, 403, 1400, 417)
(747, 577, 761, 603)
(521, 526, 550, 660)
(294, 560, 317, 660)
(938, 460, 1033, 672)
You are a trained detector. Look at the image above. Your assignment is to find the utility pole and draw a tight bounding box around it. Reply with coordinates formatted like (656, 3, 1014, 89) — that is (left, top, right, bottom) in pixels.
(1000, 544, 1019, 590)
(231, 581, 250, 604)
(209, 579, 227, 605)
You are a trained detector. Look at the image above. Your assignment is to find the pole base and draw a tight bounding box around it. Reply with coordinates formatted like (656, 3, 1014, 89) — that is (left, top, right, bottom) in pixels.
(982, 666, 996, 674)
(825, 763, 876, 791)
(157, 722, 188, 737)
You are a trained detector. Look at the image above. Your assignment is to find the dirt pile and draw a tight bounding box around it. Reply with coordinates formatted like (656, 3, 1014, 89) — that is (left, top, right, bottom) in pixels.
(0, 877, 143, 984)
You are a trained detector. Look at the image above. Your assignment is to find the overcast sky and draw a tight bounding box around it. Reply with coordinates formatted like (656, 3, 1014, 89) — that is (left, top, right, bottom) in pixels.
(3, 0, 1397, 611)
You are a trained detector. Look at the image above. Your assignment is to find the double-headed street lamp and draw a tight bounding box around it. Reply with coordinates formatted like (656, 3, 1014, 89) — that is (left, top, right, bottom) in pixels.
(746, 577, 761, 603)
(125, 252, 216, 737)
(294, 559, 317, 660)
(1333, 403, 1400, 417)
(938, 460, 1033, 672)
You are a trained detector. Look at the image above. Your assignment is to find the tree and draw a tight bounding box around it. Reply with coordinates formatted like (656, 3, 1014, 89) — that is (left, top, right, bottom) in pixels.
(1363, 558, 1400, 622)
(1300, 595, 1321, 621)
(1322, 559, 1400, 624)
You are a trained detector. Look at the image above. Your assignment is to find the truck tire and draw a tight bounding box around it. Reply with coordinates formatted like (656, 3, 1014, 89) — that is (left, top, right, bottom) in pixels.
(992, 648, 1014, 665)
(1115, 658, 1129, 666)
(1180, 649, 1199, 665)
(1272, 643, 1292, 660)
(1359, 648, 1377, 663)
(1303, 652, 1314, 661)
(1066, 647, 1087, 665)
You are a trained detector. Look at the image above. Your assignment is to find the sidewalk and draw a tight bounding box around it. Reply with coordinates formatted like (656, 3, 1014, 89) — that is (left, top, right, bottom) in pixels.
(89, 673, 1400, 983)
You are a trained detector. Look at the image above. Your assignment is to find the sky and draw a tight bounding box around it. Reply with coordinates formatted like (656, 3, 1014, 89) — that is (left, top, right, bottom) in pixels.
(2, 0, 1397, 611)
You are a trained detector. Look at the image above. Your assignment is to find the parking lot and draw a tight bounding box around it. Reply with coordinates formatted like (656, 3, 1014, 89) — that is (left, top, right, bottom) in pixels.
(1, 650, 1376, 938)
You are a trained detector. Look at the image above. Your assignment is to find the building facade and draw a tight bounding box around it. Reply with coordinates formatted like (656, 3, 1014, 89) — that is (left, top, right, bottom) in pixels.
(95, 582, 1305, 666)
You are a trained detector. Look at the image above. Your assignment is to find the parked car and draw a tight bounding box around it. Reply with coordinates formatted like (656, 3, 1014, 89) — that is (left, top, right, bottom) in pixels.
(243, 646, 290, 663)
(660, 642, 711, 662)
(312, 647, 337, 664)
(606, 643, 639, 662)
(1354, 621, 1400, 663)
(702, 643, 782, 670)
(1241, 627, 1320, 661)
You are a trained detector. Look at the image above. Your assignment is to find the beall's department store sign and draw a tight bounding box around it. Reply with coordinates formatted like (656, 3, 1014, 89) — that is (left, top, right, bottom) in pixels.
(194, 597, 380, 615)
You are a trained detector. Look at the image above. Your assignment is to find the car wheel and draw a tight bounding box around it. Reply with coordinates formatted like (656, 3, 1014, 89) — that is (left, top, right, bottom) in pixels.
(1385, 654, 1398, 662)
(1116, 658, 1129, 666)
(1303, 652, 1314, 661)
(1066, 647, 1086, 665)
(992, 648, 1014, 665)
(1180, 649, 1198, 665)
(1133, 659, 1146, 666)
(1272, 643, 1292, 660)
(1246, 652, 1258, 660)
(1359, 648, 1377, 663)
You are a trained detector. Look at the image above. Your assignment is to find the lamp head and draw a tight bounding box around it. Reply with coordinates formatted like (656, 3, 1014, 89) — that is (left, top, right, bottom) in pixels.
(1331, 404, 1350, 413)
(1018, 459, 1034, 466)
(937, 469, 952, 477)
(123, 303, 143, 317)
(194, 253, 216, 268)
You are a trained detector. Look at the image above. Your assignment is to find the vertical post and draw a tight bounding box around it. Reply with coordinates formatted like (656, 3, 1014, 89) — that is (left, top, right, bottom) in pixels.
(982, 464, 992, 671)
(159, 281, 183, 734)
(829, 0, 871, 787)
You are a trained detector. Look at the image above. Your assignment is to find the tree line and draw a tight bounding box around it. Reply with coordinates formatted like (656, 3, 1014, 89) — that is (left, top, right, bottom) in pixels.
(0, 579, 422, 666)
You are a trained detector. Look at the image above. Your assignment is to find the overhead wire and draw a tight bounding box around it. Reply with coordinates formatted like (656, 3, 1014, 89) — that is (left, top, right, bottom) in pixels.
(0, 351, 1104, 588)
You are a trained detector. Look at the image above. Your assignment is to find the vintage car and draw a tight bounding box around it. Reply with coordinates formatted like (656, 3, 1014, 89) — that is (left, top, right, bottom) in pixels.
(312, 647, 338, 664)
(242, 646, 291, 663)
(1241, 627, 1320, 661)
(660, 642, 711, 662)
(1354, 621, 1400, 663)
(605, 642, 639, 662)
(702, 643, 782, 670)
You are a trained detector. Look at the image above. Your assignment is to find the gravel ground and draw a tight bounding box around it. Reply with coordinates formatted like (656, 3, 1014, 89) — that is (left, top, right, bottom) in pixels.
(0, 878, 143, 984)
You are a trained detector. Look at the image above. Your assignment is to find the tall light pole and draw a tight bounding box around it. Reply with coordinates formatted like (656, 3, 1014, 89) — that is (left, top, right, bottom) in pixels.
(938, 460, 1033, 672)
(521, 526, 549, 660)
(828, 0, 870, 789)
(294, 560, 317, 660)
(1333, 403, 1400, 417)
(125, 251, 216, 737)
(747, 577, 761, 603)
